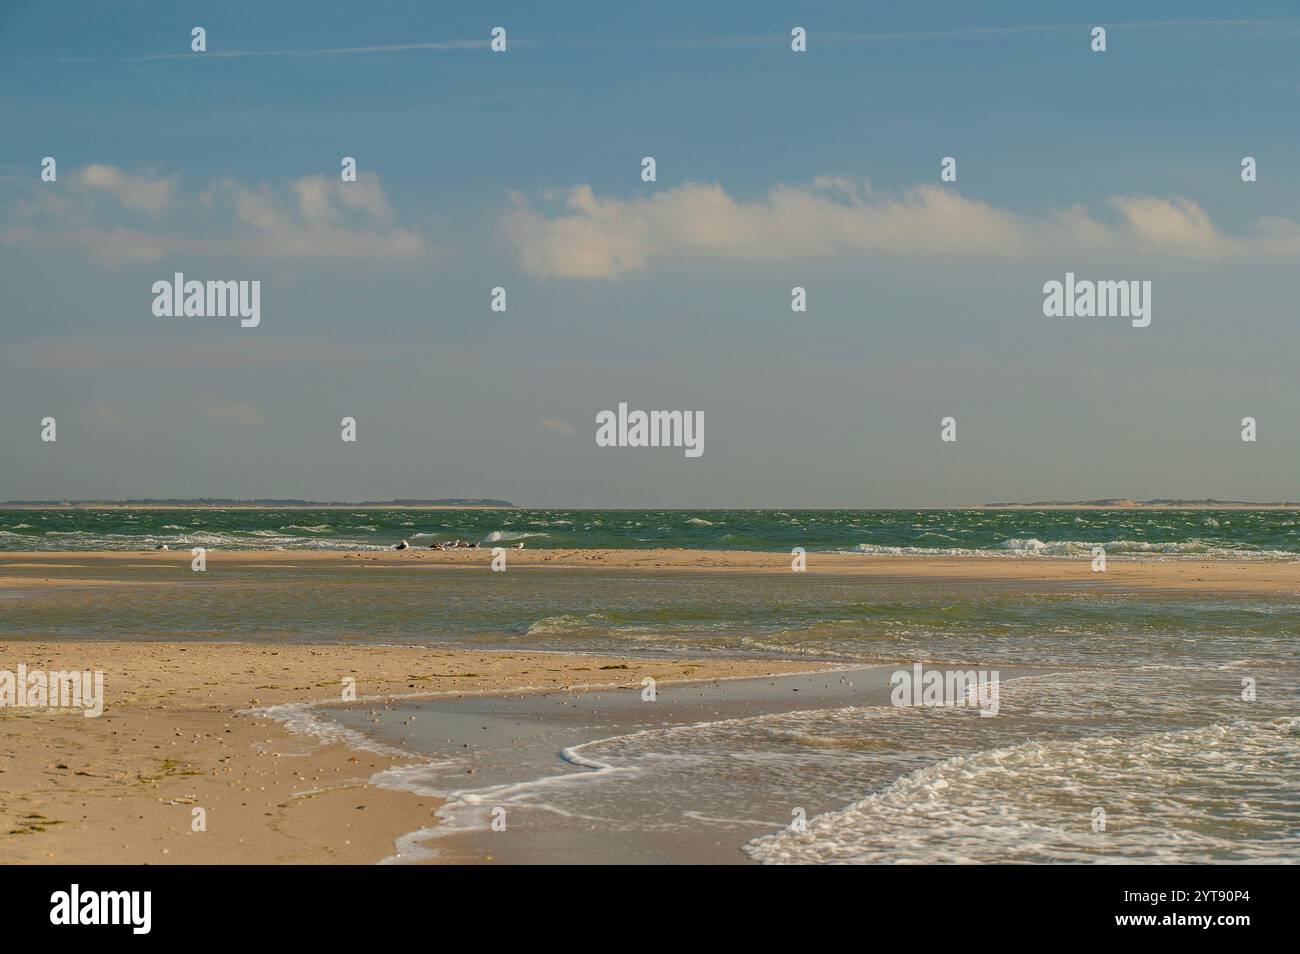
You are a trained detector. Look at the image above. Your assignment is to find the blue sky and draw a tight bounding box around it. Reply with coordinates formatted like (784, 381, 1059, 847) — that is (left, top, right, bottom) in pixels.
(3, 2, 1300, 506)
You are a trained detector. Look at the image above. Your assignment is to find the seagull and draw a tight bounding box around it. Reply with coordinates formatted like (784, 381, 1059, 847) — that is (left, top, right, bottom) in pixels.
(394, 539, 410, 550)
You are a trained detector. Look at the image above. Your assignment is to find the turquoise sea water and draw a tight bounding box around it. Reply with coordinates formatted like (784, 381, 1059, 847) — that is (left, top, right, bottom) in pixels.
(4, 507, 1300, 556)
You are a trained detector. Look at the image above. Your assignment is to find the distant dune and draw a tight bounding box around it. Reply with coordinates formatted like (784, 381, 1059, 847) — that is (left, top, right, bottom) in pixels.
(979, 499, 1300, 509)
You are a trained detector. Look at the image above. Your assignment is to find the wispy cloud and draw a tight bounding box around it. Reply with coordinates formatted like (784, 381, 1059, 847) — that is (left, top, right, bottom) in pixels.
(809, 18, 1300, 42)
(638, 18, 1300, 48)
(501, 177, 1300, 279)
(124, 39, 490, 63)
(79, 164, 176, 215)
(2, 165, 431, 266)
(29, 19, 1288, 67)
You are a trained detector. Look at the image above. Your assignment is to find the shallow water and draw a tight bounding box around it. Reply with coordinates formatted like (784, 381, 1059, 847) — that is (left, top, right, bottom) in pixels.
(6, 556, 1296, 864)
(334, 663, 1299, 864)
(6, 565, 1299, 671)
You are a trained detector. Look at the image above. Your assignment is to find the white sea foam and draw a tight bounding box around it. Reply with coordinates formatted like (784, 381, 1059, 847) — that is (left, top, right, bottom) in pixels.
(0, 528, 389, 551)
(746, 717, 1300, 864)
(483, 530, 549, 543)
(843, 538, 1298, 560)
(847, 542, 987, 557)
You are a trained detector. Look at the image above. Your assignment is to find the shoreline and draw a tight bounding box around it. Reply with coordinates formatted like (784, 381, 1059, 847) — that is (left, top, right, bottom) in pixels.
(6, 504, 1300, 511)
(345, 664, 1051, 865)
(4, 552, 1295, 864)
(3, 548, 1298, 594)
(0, 641, 820, 864)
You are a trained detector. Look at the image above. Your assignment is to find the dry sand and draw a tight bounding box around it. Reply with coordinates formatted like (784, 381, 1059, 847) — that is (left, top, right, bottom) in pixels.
(0, 640, 815, 865)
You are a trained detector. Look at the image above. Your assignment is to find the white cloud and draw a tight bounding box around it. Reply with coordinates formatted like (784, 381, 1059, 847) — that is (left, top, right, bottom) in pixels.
(334, 176, 395, 226)
(1105, 195, 1222, 255)
(78, 164, 176, 214)
(501, 178, 1300, 278)
(2, 166, 429, 265)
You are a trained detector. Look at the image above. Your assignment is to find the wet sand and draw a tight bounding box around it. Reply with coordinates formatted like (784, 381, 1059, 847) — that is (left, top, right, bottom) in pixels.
(3, 548, 1298, 594)
(0, 641, 816, 864)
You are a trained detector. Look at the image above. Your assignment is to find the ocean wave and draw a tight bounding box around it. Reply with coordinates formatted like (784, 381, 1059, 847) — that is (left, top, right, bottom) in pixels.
(1002, 537, 1298, 559)
(844, 538, 1300, 560)
(746, 717, 1300, 864)
(0, 527, 389, 551)
(483, 530, 549, 543)
(847, 542, 987, 557)
(523, 613, 679, 642)
(526, 613, 598, 636)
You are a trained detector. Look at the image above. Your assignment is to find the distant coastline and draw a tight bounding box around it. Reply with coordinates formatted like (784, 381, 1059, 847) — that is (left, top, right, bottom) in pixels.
(978, 499, 1300, 510)
(0, 498, 514, 510)
(3, 498, 1298, 512)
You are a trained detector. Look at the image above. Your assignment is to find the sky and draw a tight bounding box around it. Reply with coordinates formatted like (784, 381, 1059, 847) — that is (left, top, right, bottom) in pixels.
(3, 1, 1300, 507)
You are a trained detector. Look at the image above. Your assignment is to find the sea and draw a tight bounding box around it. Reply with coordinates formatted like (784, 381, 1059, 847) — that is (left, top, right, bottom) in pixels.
(4, 506, 1300, 557)
(2, 507, 1297, 863)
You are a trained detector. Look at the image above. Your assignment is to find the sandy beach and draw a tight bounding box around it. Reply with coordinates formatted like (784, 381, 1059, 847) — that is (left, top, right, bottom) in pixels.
(3, 546, 1297, 865)
(0, 639, 815, 864)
